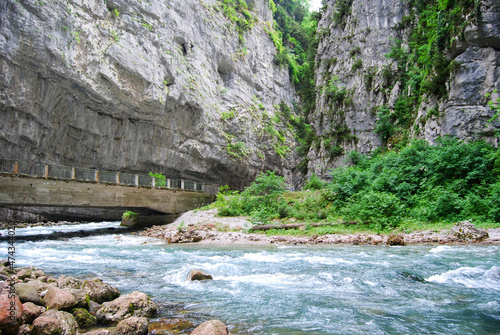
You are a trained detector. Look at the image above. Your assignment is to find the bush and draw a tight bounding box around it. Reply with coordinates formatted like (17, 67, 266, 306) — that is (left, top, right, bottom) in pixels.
(303, 173, 326, 190)
(341, 191, 404, 232)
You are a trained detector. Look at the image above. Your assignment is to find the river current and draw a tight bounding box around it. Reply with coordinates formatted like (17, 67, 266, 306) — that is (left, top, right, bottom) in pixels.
(2, 222, 499, 334)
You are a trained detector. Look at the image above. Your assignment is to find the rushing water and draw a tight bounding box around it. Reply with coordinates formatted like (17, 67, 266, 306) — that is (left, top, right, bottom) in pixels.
(2, 222, 500, 334)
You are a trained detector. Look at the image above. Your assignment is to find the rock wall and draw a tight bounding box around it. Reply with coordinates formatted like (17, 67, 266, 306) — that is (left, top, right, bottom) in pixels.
(0, 0, 299, 189)
(308, 0, 500, 178)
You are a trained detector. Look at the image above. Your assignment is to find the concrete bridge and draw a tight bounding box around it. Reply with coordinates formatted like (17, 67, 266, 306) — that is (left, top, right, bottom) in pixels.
(0, 160, 216, 223)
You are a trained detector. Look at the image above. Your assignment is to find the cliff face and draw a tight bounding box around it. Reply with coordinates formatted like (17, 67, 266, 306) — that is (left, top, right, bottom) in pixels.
(0, 0, 299, 189)
(308, 0, 500, 178)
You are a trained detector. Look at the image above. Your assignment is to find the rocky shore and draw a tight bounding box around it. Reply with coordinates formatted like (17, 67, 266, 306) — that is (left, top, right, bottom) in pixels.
(139, 209, 500, 246)
(0, 263, 231, 335)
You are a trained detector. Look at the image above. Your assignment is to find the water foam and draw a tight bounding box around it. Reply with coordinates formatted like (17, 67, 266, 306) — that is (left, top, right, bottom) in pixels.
(426, 266, 500, 290)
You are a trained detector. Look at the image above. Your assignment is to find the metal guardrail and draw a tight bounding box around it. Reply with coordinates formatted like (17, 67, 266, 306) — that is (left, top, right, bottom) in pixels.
(0, 159, 218, 193)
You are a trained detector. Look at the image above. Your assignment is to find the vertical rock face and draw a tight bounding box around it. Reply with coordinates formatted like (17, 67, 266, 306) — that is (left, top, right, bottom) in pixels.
(0, 0, 299, 189)
(309, 0, 500, 178)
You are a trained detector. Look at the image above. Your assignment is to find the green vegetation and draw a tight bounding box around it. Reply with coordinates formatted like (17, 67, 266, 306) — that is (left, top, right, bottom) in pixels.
(122, 210, 139, 220)
(215, 0, 257, 44)
(149, 172, 166, 187)
(209, 139, 500, 233)
(375, 0, 480, 147)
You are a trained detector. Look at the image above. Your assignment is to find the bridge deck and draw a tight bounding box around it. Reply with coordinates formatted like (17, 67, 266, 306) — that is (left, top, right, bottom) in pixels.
(0, 176, 215, 214)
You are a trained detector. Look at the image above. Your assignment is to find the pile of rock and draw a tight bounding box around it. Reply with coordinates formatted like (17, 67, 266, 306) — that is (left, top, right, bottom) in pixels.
(0, 262, 157, 335)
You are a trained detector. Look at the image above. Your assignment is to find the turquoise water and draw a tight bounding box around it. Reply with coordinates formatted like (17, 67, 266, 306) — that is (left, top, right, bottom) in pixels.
(2, 223, 500, 334)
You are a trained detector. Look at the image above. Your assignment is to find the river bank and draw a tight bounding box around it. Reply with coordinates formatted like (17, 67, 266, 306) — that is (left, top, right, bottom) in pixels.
(139, 209, 500, 245)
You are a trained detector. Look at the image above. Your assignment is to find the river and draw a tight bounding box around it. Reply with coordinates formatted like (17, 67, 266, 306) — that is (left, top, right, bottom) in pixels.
(2, 222, 500, 334)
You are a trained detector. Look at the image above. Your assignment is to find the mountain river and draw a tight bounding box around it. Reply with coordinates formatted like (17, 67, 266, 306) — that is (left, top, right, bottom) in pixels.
(1, 222, 499, 334)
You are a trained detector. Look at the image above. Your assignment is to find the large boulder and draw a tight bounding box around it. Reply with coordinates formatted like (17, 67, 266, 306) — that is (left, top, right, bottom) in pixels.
(26, 280, 51, 294)
(71, 308, 96, 328)
(81, 330, 111, 335)
(82, 279, 119, 304)
(116, 317, 148, 335)
(22, 302, 46, 324)
(451, 221, 489, 241)
(187, 270, 213, 281)
(43, 288, 78, 311)
(386, 235, 406, 246)
(0, 291, 23, 335)
(96, 291, 157, 323)
(65, 289, 90, 309)
(31, 310, 78, 335)
(15, 283, 43, 305)
(16, 269, 33, 281)
(190, 320, 230, 335)
(148, 318, 193, 334)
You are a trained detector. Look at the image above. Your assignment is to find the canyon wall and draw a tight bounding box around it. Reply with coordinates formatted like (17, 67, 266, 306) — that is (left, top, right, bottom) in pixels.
(0, 0, 300, 189)
(308, 0, 500, 178)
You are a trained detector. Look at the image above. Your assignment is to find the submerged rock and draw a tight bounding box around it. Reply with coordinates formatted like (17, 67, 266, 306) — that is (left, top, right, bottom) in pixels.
(190, 320, 231, 335)
(116, 317, 149, 335)
(96, 291, 157, 323)
(451, 221, 489, 242)
(187, 270, 213, 281)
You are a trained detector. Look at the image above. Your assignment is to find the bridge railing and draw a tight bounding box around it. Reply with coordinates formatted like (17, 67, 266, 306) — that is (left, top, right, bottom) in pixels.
(0, 159, 219, 193)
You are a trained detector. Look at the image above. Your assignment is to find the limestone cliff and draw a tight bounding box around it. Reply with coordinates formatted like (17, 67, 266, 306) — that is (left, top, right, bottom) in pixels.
(0, 0, 300, 189)
(308, 0, 500, 178)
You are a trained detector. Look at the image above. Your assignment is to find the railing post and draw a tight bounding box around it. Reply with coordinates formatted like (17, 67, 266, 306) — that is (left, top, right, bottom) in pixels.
(152, 176, 156, 188)
(13, 161, 18, 174)
(201, 183, 204, 192)
(167, 178, 171, 188)
(135, 174, 139, 187)
(71, 167, 75, 180)
(95, 169, 99, 183)
(180, 180, 185, 190)
(193, 182, 197, 191)
(44, 165, 49, 179)
(116, 172, 120, 185)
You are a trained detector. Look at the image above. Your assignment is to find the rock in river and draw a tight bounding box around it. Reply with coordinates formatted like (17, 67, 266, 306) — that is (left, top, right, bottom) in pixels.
(190, 320, 231, 335)
(116, 316, 149, 335)
(96, 291, 157, 323)
(187, 270, 213, 281)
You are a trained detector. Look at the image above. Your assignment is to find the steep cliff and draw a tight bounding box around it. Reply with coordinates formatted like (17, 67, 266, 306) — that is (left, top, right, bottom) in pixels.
(0, 0, 300, 189)
(308, 0, 500, 178)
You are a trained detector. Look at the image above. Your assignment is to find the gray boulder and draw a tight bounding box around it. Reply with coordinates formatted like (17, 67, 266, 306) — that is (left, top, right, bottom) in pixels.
(451, 221, 489, 241)
(96, 291, 157, 323)
(116, 317, 148, 335)
(32, 310, 78, 335)
(83, 279, 119, 304)
(15, 283, 43, 305)
(21, 302, 46, 324)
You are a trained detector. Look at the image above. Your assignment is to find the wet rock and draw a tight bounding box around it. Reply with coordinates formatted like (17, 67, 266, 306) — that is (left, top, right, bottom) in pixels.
(400, 271, 425, 283)
(187, 270, 213, 281)
(14, 283, 43, 305)
(43, 288, 78, 311)
(16, 269, 32, 280)
(451, 221, 489, 242)
(21, 302, 46, 324)
(83, 279, 119, 304)
(148, 318, 193, 334)
(190, 320, 230, 335)
(96, 291, 157, 323)
(32, 270, 46, 279)
(65, 289, 90, 309)
(387, 235, 406, 246)
(57, 277, 82, 290)
(0, 291, 23, 335)
(116, 317, 148, 335)
(71, 308, 97, 328)
(32, 310, 78, 335)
